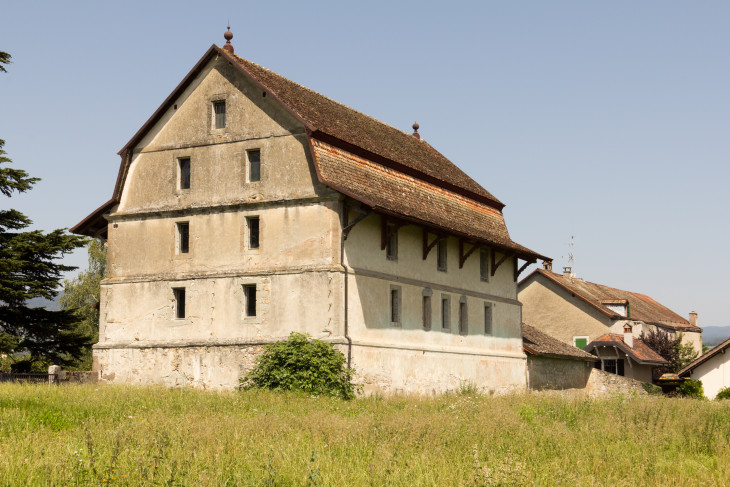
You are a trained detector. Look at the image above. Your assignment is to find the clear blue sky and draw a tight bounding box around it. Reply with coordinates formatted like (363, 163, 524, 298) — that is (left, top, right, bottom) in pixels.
(2, 1, 729, 326)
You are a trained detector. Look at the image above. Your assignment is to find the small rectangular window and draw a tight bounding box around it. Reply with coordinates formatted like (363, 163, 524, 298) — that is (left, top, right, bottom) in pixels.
(173, 288, 186, 319)
(177, 222, 189, 254)
(243, 284, 257, 317)
(213, 100, 226, 129)
(459, 300, 468, 335)
(386, 223, 398, 261)
(247, 217, 260, 249)
(437, 239, 447, 271)
(390, 287, 401, 324)
(178, 158, 191, 190)
(422, 295, 432, 331)
(441, 295, 450, 330)
(484, 304, 493, 335)
(480, 249, 489, 281)
(248, 149, 261, 182)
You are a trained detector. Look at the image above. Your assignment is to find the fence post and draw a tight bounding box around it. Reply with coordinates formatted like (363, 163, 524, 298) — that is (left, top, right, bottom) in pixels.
(48, 365, 63, 384)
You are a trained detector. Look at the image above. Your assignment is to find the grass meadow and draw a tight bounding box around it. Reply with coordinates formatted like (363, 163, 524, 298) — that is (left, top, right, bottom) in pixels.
(0, 383, 729, 486)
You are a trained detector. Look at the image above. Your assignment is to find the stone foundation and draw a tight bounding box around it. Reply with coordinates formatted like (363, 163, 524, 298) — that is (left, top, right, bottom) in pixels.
(93, 344, 266, 390)
(350, 343, 527, 396)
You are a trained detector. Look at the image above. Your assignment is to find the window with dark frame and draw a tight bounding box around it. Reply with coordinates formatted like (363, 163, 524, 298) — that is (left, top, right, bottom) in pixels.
(213, 100, 226, 129)
(248, 149, 261, 182)
(247, 217, 260, 249)
(484, 303, 493, 335)
(441, 295, 450, 330)
(177, 222, 190, 254)
(386, 223, 398, 261)
(422, 295, 432, 331)
(479, 249, 489, 281)
(437, 239, 447, 271)
(173, 288, 186, 319)
(178, 157, 191, 190)
(390, 287, 401, 324)
(459, 299, 468, 335)
(243, 284, 257, 317)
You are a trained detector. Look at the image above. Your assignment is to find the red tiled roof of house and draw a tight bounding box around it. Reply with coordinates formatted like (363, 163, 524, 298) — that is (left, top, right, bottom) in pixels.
(523, 269, 700, 333)
(522, 324, 597, 361)
(71, 45, 548, 261)
(678, 335, 730, 377)
(585, 333, 667, 365)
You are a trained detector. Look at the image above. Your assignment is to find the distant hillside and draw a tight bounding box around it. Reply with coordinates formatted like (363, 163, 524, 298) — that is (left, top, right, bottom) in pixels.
(26, 296, 61, 311)
(702, 326, 730, 347)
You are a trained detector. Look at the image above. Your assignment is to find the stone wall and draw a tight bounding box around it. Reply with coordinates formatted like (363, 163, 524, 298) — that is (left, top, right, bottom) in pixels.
(527, 356, 592, 391)
(585, 368, 648, 397)
(93, 344, 266, 390)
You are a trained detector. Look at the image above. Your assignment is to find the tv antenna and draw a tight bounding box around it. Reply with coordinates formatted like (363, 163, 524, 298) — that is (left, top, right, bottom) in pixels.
(562, 236, 575, 278)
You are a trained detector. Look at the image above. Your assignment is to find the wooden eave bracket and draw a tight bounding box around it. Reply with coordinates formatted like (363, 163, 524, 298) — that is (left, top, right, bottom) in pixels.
(422, 229, 446, 260)
(342, 204, 373, 240)
(514, 258, 535, 282)
(491, 251, 512, 277)
(380, 215, 406, 250)
(458, 240, 481, 269)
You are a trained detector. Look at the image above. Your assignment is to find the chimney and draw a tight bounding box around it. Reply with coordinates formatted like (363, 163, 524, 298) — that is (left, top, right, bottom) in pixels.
(623, 323, 633, 348)
(563, 266, 572, 278)
(689, 311, 698, 327)
(542, 260, 553, 271)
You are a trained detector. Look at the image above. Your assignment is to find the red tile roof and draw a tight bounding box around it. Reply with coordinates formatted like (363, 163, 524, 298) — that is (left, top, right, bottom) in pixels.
(71, 45, 548, 261)
(585, 333, 667, 365)
(522, 324, 597, 361)
(522, 269, 700, 333)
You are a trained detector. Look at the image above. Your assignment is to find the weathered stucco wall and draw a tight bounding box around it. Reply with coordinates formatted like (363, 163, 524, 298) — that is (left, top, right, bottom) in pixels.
(352, 344, 526, 395)
(343, 214, 526, 393)
(94, 345, 266, 390)
(689, 351, 730, 399)
(527, 356, 592, 391)
(519, 277, 610, 346)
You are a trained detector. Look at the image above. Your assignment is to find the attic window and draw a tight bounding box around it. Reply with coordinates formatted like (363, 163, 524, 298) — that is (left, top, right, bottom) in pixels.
(213, 100, 226, 129)
(247, 149, 261, 182)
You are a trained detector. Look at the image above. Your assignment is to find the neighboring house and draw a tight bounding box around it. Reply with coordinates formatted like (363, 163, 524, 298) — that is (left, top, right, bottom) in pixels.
(679, 336, 730, 399)
(522, 323, 597, 390)
(584, 325, 667, 382)
(518, 266, 702, 356)
(71, 30, 548, 393)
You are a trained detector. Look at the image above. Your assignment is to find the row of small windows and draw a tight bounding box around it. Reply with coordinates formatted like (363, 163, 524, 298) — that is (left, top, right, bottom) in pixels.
(177, 149, 260, 191)
(173, 284, 257, 320)
(175, 217, 259, 254)
(390, 287, 493, 335)
(386, 225, 491, 279)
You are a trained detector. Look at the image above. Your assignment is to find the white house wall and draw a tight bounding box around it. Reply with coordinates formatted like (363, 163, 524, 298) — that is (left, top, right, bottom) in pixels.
(690, 351, 730, 399)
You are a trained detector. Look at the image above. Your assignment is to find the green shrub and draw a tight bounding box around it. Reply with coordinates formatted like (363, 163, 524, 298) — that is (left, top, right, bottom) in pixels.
(241, 332, 357, 399)
(677, 379, 704, 399)
(716, 387, 730, 400)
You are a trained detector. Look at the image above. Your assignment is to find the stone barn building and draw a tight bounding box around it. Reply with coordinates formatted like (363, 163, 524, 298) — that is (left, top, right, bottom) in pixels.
(72, 31, 548, 393)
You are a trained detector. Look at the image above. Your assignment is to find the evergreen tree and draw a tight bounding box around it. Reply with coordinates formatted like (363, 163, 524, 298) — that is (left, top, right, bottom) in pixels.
(0, 51, 89, 370)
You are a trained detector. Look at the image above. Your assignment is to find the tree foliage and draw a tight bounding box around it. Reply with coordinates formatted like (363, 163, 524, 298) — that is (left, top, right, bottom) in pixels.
(241, 332, 358, 399)
(640, 328, 698, 373)
(0, 52, 89, 370)
(677, 379, 704, 399)
(60, 239, 106, 368)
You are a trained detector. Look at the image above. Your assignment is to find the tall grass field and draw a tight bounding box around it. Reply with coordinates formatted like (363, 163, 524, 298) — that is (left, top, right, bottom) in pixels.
(0, 383, 728, 486)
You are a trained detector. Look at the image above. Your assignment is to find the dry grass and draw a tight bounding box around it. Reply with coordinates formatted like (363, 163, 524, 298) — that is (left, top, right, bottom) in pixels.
(0, 383, 728, 486)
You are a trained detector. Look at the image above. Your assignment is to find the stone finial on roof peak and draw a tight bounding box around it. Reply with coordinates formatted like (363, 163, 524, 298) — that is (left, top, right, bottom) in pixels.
(412, 122, 420, 139)
(223, 26, 234, 54)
